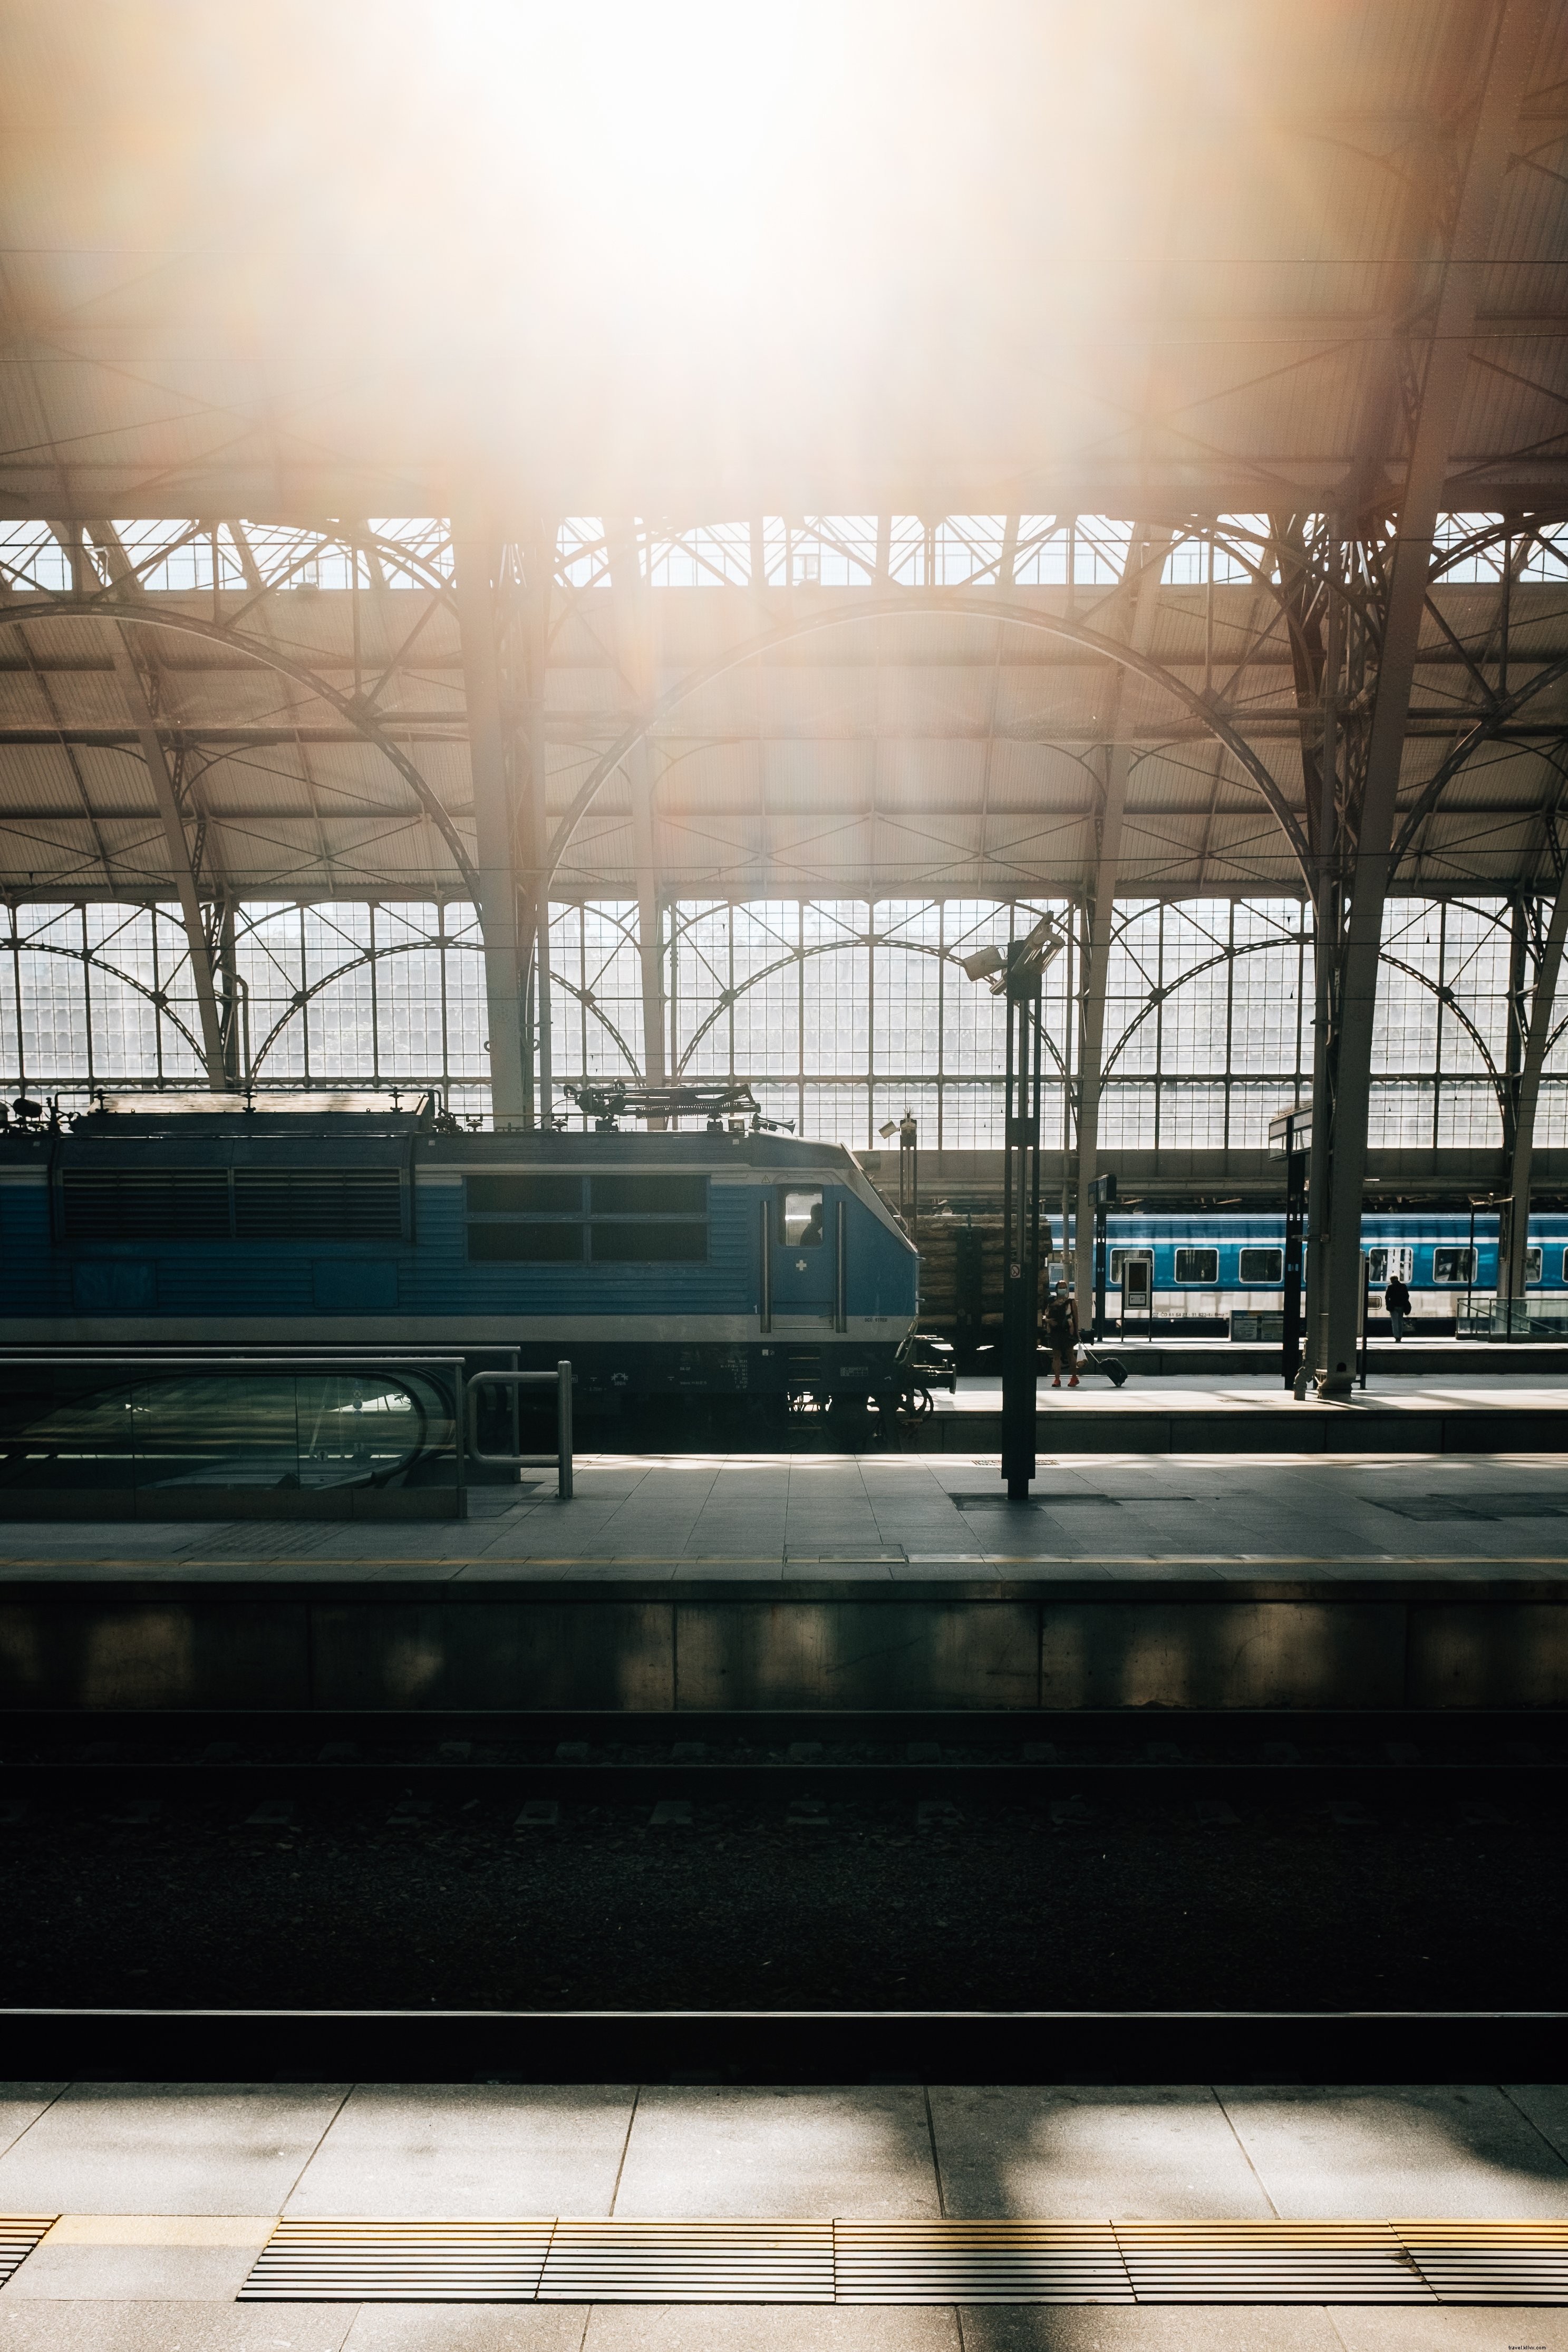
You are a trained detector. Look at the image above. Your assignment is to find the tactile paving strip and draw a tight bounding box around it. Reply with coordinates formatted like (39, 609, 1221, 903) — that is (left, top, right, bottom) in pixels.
(0, 2219, 55, 2288)
(241, 2218, 556, 2300)
(237, 2216, 1568, 2303)
(1114, 2221, 1431, 2303)
(1393, 2220, 1568, 2304)
(834, 2220, 1134, 2302)
(537, 2219, 834, 2302)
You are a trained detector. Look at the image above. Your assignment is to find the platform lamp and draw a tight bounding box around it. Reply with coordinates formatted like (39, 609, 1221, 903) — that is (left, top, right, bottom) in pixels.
(961, 916, 1066, 1500)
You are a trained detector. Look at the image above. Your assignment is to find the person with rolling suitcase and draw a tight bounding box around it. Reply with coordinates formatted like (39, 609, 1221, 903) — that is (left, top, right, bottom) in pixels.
(1044, 1281, 1080, 1388)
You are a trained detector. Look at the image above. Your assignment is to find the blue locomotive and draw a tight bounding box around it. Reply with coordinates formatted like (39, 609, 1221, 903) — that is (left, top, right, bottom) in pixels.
(0, 1093, 922, 1411)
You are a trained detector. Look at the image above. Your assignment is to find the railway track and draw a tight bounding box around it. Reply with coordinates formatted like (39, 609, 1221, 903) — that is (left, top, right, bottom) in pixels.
(1, 1708, 1563, 1788)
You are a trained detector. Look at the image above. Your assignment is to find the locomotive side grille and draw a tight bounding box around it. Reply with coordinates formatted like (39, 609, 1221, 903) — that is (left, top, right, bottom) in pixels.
(60, 1167, 404, 1241)
(61, 1169, 230, 1240)
(235, 1170, 404, 1240)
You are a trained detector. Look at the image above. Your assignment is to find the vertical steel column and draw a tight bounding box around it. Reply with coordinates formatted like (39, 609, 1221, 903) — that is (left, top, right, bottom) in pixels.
(1283, 1134, 1307, 1388)
(1501, 881, 1568, 1322)
(609, 524, 667, 1107)
(1089, 1171, 1115, 1342)
(524, 529, 554, 1128)
(1074, 528, 1172, 1332)
(1002, 947, 1042, 1501)
(453, 534, 527, 1126)
(1314, 0, 1543, 1389)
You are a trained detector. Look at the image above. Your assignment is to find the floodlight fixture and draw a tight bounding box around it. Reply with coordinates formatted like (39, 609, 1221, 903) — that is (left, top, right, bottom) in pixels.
(878, 1119, 899, 1139)
(1014, 912, 1066, 979)
(961, 917, 1065, 996)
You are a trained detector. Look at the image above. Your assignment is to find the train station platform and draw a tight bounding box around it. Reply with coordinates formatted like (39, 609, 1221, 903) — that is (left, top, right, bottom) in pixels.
(915, 1372, 1568, 1455)
(1, 1447, 1566, 1714)
(0, 2079, 1564, 2346)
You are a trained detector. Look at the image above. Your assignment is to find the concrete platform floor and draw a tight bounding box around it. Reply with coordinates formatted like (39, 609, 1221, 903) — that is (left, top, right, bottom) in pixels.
(3, 1448, 1568, 1580)
(0, 2082, 1565, 2348)
(940, 1371, 1568, 1408)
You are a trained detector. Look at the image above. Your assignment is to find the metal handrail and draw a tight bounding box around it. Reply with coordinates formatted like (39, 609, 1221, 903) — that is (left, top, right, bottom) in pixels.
(466, 1362, 573, 1498)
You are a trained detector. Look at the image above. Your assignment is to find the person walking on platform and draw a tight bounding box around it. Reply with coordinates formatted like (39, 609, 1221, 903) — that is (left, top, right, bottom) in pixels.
(1385, 1271, 1411, 1341)
(1044, 1281, 1080, 1388)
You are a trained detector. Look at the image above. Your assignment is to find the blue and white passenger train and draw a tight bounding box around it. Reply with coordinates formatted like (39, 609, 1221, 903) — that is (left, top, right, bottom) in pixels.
(0, 1093, 922, 1411)
(1090, 1213, 1557, 1318)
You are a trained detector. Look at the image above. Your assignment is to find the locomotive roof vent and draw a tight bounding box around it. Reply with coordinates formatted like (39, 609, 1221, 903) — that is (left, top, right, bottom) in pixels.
(77, 1089, 435, 1133)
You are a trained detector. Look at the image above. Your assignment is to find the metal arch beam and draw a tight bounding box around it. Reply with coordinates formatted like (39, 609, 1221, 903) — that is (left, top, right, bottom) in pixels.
(1390, 652, 1568, 867)
(0, 924, 208, 1073)
(103, 632, 226, 1086)
(1315, 0, 1546, 1392)
(79, 519, 237, 1086)
(668, 926, 1074, 1089)
(543, 593, 1314, 893)
(452, 532, 528, 1124)
(0, 595, 480, 896)
(1075, 528, 1173, 1333)
(235, 924, 644, 1086)
(227, 518, 341, 904)
(1100, 930, 1311, 1079)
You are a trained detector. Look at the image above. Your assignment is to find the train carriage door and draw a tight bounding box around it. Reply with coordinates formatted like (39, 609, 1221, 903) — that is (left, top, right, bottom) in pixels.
(1121, 1251, 1153, 1336)
(772, 1184, 836, 1326)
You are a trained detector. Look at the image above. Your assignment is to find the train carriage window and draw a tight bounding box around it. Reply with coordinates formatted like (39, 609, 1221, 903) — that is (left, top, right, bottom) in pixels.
(591, 1222, 707, 1263)
(1107, 1248, 1138, 1284)
(591, 1173, 706, 1215)
(1524, 1244, 1543, 1285)
(1366, 1245, 1415, 1284)
(780, 1188, 825, 1246)
(1238, 1246, 1283, 1283)
(1433, 1245, 1477, 1283)
(467, 1173, 582, 1215)
(1174, 1247, 1218, 1284)
(467, 1223, 583, 1262)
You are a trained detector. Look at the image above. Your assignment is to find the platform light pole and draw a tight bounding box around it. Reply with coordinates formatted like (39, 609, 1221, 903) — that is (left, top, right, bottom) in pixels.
(962, 917, 1066, 1501)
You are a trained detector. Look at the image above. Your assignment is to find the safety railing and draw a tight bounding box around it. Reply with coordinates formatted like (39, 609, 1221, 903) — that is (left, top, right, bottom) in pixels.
(466, 1361, 574, 1498)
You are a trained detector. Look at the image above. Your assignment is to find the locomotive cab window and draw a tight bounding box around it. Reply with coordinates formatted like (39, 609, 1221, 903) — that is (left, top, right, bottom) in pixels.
(1433, 1245, 1477, 1283)
(780, 1188, 825, 1246)
(1174, 1247, 1218, 1284)
(1237, 1246, 1283, 1283)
